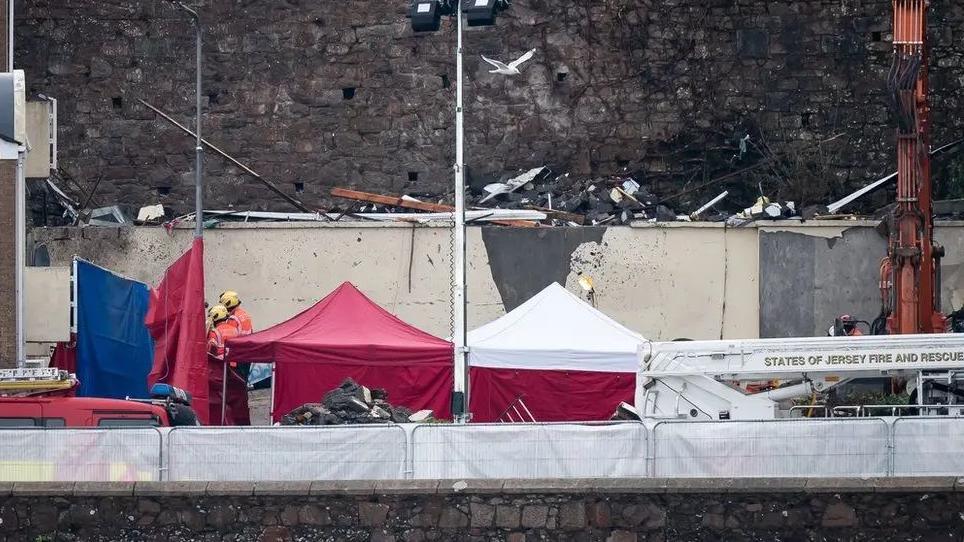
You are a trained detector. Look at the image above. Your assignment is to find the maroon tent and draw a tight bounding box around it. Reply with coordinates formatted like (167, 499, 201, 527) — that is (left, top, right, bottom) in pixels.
(226, 282, 454, 422)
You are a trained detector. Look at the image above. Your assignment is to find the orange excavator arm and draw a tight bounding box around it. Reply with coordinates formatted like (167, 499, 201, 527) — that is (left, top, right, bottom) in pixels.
(879, 0, 946, 334)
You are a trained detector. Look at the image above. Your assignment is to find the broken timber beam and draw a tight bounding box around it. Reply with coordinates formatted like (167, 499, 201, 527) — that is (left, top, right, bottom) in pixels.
(138, 98, 314, 213)
(526, 205, 585, 225)
(330, 188, 538, 227)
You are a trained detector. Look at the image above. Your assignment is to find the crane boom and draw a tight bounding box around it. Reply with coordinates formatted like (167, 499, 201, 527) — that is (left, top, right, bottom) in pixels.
(880, 0, 946, 334)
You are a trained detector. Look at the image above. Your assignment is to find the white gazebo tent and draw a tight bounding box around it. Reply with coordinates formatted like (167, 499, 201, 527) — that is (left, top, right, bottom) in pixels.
(468, 282, 645, 422)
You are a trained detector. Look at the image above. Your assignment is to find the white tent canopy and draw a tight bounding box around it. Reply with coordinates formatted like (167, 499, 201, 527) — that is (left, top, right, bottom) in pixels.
(468, 282, 646, 372)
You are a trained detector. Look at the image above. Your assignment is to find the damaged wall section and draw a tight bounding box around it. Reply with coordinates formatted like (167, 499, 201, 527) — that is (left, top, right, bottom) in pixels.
(29, 223, 763, 342)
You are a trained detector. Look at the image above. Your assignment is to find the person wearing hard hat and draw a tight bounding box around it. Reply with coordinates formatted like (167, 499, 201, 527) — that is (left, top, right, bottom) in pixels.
(220, 290, 253, 336)
(206, 304, 250, 426)
(827, 314, 864, 337)
(207, 304, 238, 360)
(219, 290, 254, 383)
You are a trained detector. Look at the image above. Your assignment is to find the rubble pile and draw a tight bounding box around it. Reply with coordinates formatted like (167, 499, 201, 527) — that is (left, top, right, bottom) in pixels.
(280, 378, 434, 425)
(465, 166, 803, 225)
(467, 166, 680, 225)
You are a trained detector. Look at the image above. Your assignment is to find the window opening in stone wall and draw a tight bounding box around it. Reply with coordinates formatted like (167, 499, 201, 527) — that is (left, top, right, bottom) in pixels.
(342, 87, 356, 100)
(556, 72, 568, 82)
(440, 74, 450, 88)
(112, 96, 123, 110)
(157, 186, 171, 196)
(408, 172, 419, 182)
(294, 182, 305, 193)
(872, 31, 882, 42)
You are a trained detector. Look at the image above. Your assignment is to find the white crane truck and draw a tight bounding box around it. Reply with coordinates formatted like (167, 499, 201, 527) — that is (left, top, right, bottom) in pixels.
(635, 334, 964, 420)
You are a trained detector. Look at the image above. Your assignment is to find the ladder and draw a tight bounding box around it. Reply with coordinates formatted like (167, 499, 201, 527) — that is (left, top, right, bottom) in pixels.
(0, 368, 76, 393)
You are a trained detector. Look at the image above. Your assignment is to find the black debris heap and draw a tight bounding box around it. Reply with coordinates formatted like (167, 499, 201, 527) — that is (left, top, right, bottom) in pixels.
(280, 378, 433, 425)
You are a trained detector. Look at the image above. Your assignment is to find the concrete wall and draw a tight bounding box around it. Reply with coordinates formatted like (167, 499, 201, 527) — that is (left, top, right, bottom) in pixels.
(29, 223, 760, 341)
(1, 479, 959, 541)
(23, 266, 69, 342)
(758, 222, 964, 337)
(25, 221, 964, 342)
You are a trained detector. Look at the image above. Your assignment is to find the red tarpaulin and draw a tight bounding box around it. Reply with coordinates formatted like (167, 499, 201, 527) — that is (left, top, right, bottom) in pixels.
(226, 282, 454, 422)
(469, 367, 635, 422)
(144, 238, 213, 424)
(50, 334, 77, 374)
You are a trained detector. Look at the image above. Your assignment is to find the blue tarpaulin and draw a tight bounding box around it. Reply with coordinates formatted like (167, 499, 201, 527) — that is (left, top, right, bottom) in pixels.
(76, 260, 154, 398)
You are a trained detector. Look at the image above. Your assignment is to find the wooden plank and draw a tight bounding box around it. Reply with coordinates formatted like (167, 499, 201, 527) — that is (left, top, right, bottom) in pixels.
(330, 188, 538, 227)
(526, 205, 585, 225)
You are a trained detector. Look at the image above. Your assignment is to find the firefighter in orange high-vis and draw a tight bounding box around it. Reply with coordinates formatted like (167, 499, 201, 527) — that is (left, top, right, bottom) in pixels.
(220, 290, 253, 336)
(219, 291, 252, 382)
(206, 304, 250, 425)
(207, 304, 238, 360)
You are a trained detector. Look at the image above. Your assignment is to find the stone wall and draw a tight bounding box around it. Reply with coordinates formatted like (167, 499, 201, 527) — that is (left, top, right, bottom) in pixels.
(1, 479, 961, 541)
(13, 1, 964, 215)
(0, 159, 18, 365)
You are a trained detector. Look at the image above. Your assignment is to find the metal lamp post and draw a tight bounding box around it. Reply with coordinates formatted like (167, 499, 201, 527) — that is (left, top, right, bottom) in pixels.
(409, 0, 508, 423)
(166, 1, 203, 238)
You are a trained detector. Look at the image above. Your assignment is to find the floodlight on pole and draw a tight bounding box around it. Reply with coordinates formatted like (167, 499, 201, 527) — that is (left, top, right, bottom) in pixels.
(407, 0, 509, 423)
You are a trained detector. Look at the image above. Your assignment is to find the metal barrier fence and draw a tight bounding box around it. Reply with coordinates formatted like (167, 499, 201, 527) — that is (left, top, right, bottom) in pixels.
(411, 422, 648, 479)
(652, 419, 891, 477)
(164, 426, 408, 481)
(5, 418, 964, 481)
(0, 428, 162, 481)
(892, 417, 964, 476)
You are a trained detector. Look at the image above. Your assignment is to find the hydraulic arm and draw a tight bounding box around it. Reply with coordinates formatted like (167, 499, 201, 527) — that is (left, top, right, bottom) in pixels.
(880, 0, 945, 334)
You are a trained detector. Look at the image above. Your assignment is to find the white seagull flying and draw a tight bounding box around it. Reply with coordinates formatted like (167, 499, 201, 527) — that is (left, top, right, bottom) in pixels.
(481, 48, 536, 75)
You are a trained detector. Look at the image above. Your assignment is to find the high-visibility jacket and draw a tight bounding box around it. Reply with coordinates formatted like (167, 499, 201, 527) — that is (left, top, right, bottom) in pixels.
(208, 321, 239, 360)
(228, 307, 253, 336)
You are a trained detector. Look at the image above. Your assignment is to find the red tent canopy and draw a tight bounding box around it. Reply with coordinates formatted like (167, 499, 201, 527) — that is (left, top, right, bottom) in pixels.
(226, 282, 454, 422)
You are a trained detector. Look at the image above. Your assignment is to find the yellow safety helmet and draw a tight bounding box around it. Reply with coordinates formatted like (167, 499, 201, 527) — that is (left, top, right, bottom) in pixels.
(208, 304, 229, 323)
(219, 290, 241, 310)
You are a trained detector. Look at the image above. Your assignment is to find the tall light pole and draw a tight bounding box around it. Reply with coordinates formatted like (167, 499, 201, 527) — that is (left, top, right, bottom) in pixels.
(451, 0, 468, 424)
(410, 0, 508, 423)
(166, 1, 203, 238)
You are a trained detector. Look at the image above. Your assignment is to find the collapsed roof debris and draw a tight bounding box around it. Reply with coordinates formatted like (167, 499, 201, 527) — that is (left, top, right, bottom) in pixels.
(280, 378, 434, 426)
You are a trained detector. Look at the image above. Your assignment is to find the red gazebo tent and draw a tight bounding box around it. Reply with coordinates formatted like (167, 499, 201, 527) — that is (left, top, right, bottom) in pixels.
(226, 282, 454, 422)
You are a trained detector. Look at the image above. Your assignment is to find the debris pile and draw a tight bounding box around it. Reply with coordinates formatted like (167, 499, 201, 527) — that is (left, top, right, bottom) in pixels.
(467, 167, 669, 225)
(280, 378, 434, 425)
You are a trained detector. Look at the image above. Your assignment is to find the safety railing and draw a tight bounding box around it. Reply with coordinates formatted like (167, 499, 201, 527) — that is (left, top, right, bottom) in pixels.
(0, 428, 163, 482)
(410, 421, 648, 479)
(651, 418, 892, 478)
(7, 417, 964, 481)
(164, 425, 408, 481)
(892, 416, 964, 476)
